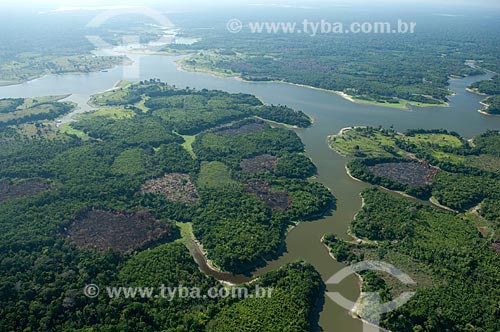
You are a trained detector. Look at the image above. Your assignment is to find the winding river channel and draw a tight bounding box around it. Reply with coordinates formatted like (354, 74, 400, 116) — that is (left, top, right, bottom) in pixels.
(1, 52, 499, 331)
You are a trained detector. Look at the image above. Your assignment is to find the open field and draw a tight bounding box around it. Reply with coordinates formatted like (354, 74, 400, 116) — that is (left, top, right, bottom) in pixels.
(86, 107, 135, 119)
(405, 133, 464, 148)
(351, 95, 447, 110)
(181, 134, 196, 158)
(89, 82, 137, 106)
(16, 123, 60, 139)
(0, 96, 75, 125)
(58, 123, 89, 139)
(329, 127, 401, 158)
(197, 161, 240, 189)
(428, 150, 467, 164)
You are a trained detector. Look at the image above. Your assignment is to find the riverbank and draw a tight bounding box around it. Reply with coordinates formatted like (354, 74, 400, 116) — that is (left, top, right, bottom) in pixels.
(1, 49, 497, 332)
(176, 222, 245, 286)
(348, 165, 458, 213)
(477, 101, 500, 116)
(321, 235, 390, 332)
(175, 60, 449, 111)
(0, 54, 129, 88)
(466, 87, 500, 116)
(466, 87, 489, 96)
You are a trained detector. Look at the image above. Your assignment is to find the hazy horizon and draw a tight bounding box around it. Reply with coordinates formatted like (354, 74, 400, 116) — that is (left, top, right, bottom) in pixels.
(4, 0, 500, 11)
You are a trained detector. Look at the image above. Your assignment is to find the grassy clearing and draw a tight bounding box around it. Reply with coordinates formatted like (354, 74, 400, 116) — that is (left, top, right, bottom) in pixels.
(328, 127, 402, 158)
(17, 123, 59, 139)
(111, 148, 146, 175)
(20, 95, 69, 108)
(89, 83, 135, 106)
(0, 96, 72, 122)
(351, 96, 446, 110)
(406, 133, 464, 149)
(175, 222, 196, 247)
(135, 98, 149, 112)
(197, 161, 240, 189)
(178, 52, 242, 77)
(58, 123, 89, 140)
(429, 150, 467, 164)
(181, 135, 196, 158)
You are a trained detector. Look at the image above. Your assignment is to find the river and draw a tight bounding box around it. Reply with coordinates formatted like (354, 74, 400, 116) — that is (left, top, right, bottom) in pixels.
(1, 52, 499, 332)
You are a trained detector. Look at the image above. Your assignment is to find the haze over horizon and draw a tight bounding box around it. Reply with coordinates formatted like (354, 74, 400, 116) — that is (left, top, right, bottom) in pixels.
(3, 0, 500, 11)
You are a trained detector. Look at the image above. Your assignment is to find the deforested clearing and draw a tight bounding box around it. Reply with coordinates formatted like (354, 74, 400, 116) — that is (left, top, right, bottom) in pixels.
(64, 209, 173, 254)
(368, 162, 438, 187)
(141, 173, 199, 204)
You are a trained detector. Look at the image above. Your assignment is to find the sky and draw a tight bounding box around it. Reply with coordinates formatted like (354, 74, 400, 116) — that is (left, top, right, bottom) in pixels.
(5, 0, 500, 9)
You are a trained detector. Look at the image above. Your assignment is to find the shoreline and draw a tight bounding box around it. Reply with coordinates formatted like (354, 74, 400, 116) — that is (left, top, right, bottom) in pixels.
(478, 109, 500, 116)
(322, 236, 389, 331)
(466, 87, 489, 96)
(0, 54, 132, 88)
(467, 88, 500, 116)
(343, 159, 458, 214)
(344, 165, 364, 184)
(477, 101, 500, 116)
(327, 126, 368, 158)
(175, 61, 449, 111)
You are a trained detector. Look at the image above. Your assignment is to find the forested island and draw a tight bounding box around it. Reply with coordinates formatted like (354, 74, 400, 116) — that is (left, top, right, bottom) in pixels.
(0, 80, 330, 331)
(326, 127, 500, 331)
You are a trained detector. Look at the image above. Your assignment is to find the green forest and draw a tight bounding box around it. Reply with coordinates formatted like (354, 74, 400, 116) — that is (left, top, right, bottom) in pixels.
(330, 127, 500, 221)
(326, 126, 500, 331)
(325, 188, 500, 332)
(0, 81, 329, 331)
(0, 96, 75, 127)
(470, 75, 500, 114)
(170, 14, 500, 107)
